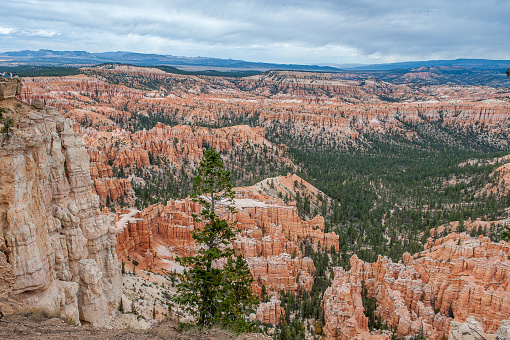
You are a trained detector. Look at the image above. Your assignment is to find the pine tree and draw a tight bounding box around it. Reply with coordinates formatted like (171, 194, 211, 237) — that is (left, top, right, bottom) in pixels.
(0, 116, 13, 137)
(501, 225, 510, 242)
(222, 254, 258, 325)
(173, 148, 258, 331)
(118, 298, 124, 313)
(448, 303, 454, 318)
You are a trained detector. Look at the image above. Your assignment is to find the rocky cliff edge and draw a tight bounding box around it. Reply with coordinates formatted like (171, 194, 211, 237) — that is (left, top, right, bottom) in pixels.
(0, 97, 121, 326)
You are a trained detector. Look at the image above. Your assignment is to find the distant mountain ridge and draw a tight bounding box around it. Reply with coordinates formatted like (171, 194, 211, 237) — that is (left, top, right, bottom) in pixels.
(1, 49, 509, 72)
(349, 58, 510, 70)
(0, 49, 342, 72)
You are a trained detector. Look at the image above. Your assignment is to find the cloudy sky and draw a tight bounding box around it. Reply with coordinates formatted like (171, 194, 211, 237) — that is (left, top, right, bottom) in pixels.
(0, 0, 508, 65)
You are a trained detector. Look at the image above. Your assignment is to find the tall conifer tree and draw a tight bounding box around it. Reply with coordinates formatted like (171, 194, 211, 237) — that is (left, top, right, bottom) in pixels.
(173, 148, 258, 331)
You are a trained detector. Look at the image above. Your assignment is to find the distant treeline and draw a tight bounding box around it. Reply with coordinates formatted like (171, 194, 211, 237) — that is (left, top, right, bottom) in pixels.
(0, 66, 82, 77)
(154, 65, 261, 78)
(0, 64, 261, 78)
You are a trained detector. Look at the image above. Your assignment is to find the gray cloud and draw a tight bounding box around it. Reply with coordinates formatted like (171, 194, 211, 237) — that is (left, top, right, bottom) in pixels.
(0, 0, 508, 64)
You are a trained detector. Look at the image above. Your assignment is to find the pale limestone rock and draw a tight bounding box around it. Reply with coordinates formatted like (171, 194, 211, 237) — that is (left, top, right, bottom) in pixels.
(5, 222, 47, 292)
(448, 316, 510, 340)
(449, 317, 486, 340)
(495, 320, 510, 339)
(0, 78, 21, 99)
(20, 280, 80, 325)
(78, 259, 105, 327)
(0, 98, 121, 325)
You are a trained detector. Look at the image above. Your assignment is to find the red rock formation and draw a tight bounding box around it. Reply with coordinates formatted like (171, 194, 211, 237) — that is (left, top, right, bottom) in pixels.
(91, 177, 134, 205)
(323, 269, 384, 340)
(87, 146, 136, 206)
(256, 296, 285, 325)
(113, 176, 339, 325)
(83, 123, 279, 171)
(249, 254, 315, 293)
(88, 150, 113, 179)
(323, 233, 510, 340)
(115, 182, 337, 283)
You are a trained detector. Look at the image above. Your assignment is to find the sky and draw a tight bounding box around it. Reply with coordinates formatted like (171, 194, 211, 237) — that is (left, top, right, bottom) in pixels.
(0, 0, 509, 65)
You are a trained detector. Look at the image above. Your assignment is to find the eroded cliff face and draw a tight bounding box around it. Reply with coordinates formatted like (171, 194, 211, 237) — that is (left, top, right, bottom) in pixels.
(323, 232, 510, 340)
(0, 98, 121, 326)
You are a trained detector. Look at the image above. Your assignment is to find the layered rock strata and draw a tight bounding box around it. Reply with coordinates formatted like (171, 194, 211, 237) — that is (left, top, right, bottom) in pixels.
(323, 233, 510, 340)
(20, 72, 510, 155)
(0, 98, 121, 326)
(115, 188, 337, 293)
(81, 122, 290, 205)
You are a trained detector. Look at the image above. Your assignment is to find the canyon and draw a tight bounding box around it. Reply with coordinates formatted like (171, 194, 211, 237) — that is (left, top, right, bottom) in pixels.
(1, 66, 510, 339)
(19, 67, 510, 153)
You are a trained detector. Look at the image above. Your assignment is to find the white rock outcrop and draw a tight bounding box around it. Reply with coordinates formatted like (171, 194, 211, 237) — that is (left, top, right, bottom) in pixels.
(449, 316, 510, 340)
(0, 98, 121, 325)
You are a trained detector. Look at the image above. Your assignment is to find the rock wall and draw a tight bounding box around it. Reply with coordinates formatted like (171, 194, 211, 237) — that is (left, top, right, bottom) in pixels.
(323, 233, 510, 340)
(114, 193, 331, 293)
(91, 177, 134, 206)
(0, 78, 22, 100)
(88, 148, 135, 206)
(0, 98, 121, 326)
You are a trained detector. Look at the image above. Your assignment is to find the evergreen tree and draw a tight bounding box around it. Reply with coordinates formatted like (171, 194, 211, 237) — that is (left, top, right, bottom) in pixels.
(173, 148, 258, 331)
(0, 115, 13, 137)
(118, 298, 124, 313)
(501, 225, 510, 242)
(448, 303, 454, 318)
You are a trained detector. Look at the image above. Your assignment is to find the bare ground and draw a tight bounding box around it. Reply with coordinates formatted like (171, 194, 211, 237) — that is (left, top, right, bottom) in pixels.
(0, 314, 270, 340)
